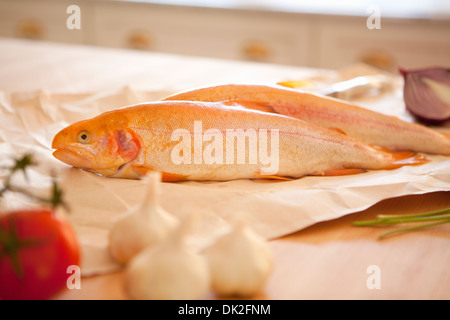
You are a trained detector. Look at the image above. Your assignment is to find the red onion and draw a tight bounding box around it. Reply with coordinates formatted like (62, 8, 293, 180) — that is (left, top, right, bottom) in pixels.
(399, 66, 450, 125)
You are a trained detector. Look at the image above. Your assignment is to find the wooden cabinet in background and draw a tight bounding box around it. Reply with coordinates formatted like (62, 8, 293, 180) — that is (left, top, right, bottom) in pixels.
(0, 0, 87, 44)
(315, 15, 450, 71)
(0, 0, 449, 70)
(90, 1, 310, 66)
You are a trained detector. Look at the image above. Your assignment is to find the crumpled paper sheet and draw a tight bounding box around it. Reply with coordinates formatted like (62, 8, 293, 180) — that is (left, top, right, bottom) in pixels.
(1, 83, 449, 276)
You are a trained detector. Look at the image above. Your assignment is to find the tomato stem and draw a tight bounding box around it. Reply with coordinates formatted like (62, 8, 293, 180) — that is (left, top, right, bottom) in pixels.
(0, 214, 50, 279)
(0, 215, 26, 278)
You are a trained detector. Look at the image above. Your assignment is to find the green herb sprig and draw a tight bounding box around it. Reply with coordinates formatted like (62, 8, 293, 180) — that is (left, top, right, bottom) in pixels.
(353, 207, 450, 239)
(0, 153, 68, 211)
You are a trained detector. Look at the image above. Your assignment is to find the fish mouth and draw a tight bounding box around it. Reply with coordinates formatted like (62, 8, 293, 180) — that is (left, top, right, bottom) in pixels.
(53, 148, 121, 176)
(53, 148, 90, 169)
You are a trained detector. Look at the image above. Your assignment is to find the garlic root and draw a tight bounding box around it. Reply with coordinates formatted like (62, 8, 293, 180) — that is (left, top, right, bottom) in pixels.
(108, 171, 178, 264)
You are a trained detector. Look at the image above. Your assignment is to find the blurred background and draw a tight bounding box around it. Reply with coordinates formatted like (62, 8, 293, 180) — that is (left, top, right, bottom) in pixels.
(0, 0, 449, 72)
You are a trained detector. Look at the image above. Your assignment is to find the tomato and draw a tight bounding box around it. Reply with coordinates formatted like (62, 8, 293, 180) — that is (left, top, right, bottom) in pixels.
(0, 208, 80, 300)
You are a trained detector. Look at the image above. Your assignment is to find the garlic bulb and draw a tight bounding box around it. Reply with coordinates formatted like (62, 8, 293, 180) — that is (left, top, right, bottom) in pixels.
(108, 171, 178, 264)
(124, 215, 210, 300)
(204, 220, 273, 297)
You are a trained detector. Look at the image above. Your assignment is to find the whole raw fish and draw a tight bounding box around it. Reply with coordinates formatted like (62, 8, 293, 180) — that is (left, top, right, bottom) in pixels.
(162, 84, 450, 155)
(52, 101, 425, 181)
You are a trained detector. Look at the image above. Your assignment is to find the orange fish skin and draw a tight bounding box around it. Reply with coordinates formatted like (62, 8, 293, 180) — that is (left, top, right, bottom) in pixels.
(52, 101, 424, 181)
(52, 111, 141, 177)
(162, 84, 450, 156)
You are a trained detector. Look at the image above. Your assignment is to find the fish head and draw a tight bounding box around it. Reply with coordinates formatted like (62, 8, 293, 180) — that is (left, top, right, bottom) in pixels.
(52, 113, 141, 177)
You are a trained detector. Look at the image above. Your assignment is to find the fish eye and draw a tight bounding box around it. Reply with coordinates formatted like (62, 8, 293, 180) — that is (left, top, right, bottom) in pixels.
(77, 130, 91, 144)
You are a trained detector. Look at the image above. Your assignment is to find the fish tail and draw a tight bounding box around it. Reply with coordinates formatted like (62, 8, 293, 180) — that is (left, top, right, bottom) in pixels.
(379, 147, 429, 169)
(321, 148, 427, 177)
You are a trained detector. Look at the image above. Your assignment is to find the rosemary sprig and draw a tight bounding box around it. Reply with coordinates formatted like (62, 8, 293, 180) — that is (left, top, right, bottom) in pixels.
(0, 154, 36, 197)
(353, 207, 450, 239)
(0, 154, 68, 211)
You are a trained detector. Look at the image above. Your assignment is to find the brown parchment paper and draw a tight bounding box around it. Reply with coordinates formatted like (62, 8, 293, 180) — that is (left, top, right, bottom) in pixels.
(1, 84, 449, 276)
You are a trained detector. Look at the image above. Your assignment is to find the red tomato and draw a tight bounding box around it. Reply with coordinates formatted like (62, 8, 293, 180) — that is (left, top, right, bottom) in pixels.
(0, 208, 80, 300)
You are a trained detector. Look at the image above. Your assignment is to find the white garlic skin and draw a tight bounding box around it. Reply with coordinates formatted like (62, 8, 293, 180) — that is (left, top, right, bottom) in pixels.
(124, 234, 210, 300)
(205, 222, 273, 297)
(108, 171, 178, 264)
(108, 204, 178, 264)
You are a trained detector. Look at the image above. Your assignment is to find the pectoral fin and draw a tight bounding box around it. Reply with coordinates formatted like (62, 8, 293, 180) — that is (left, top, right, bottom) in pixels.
(321, 168, 367, 176)
(130, 166, 188, 181)
(252, 172, 294, 181)
(115, 164, 188, 181)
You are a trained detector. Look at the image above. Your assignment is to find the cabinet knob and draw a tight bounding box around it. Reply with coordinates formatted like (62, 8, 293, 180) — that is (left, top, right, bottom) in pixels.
(127, 31, 153, 50)
(17, 20, 44, 39)
(242, 41, 270, 61)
